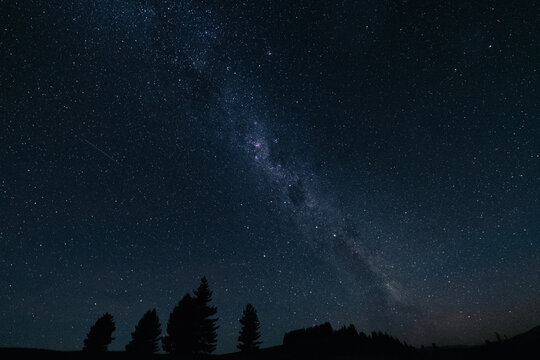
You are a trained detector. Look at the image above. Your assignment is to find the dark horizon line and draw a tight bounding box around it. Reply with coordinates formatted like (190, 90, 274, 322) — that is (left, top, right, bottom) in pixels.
(1, 322, 538, 355)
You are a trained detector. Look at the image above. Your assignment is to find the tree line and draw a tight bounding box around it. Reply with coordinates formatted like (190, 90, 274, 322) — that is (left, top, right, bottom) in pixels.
(82, 277, 261, 357)
(283, 322, 416, 359)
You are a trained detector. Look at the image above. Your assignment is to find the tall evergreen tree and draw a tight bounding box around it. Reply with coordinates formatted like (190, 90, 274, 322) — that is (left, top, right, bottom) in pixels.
(237, 304, 262, 352)
(162, 294, 199, 357)
(83, 313, 116, 352)
(193, 276, 219, 354)
(126, 309, 162, 354)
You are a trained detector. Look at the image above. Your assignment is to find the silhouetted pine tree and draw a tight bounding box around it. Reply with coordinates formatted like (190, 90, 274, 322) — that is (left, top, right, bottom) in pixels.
(193, 276, 219, 354)
(83, 313, 116, 352)
(126, 309, 162, 354)
(237, 304, 262, 352)
(162, 294, 199, 357)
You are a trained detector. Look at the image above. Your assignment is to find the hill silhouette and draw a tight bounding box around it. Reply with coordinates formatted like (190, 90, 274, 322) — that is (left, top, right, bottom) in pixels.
(506, 324, 540, 344)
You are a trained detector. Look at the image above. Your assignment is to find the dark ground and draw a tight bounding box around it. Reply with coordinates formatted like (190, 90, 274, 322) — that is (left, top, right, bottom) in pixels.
(1, 325, 539, 360)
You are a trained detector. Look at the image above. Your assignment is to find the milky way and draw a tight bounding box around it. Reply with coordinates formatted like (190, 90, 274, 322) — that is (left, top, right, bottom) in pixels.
(236, 117, 419, 328)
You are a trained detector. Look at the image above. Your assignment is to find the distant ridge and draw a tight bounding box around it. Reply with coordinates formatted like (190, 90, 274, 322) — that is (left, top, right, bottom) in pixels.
(508, 325, 540, 343)
(439, 325, 540, 349)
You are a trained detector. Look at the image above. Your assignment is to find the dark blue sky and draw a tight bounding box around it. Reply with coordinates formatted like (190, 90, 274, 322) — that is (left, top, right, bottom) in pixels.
(1, 0, 539, 354)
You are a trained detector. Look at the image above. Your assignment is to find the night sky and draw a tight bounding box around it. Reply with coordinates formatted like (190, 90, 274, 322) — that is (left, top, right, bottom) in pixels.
(1, 0, 539, 354)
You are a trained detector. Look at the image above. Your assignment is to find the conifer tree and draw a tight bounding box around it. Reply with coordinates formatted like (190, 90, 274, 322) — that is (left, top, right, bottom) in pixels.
(83, 313, 116, 352)
(193, 276, 219, 354)
(237, 304, 262, 352)
(162, 294, 199, 357)
(126, 309, 162, 354)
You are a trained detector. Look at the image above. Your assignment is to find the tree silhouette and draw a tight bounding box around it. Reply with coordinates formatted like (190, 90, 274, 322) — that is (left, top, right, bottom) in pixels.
(162, 294, 199, 357)
(162, 276, 219, 357)
(193, 276, 219, 354)
(237, 304, 262, 352)
(83, 313, 115, 352)
(125, 309, 162, 354)
(282, 322, 417, 359)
